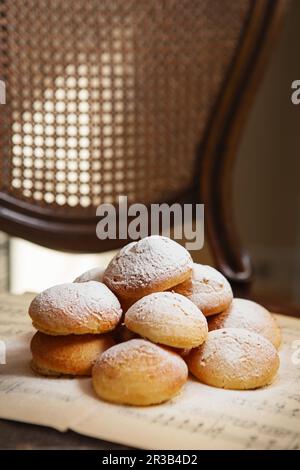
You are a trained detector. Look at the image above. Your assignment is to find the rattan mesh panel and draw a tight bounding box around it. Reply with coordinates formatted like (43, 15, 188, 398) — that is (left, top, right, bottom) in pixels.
(0, 0, 250, 216)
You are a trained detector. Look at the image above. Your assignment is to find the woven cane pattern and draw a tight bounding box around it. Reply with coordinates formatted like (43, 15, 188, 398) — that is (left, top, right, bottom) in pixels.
(0, 0, 250, 216)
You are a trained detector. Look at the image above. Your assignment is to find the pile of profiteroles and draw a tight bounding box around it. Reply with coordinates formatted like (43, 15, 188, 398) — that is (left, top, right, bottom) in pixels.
(28, 235, 281, 406)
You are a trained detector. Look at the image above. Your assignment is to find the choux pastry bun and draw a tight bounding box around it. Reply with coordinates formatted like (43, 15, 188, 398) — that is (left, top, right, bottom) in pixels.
(29, 281, 122, 335)
(74, 267, 104, 283)
(125, 292, 208, 348)
(103, 235, 193, 302)
(172, 263, 233, 317)
(208, 298, 281, 349)
(187, 328, 280, 390)
(31, 331, 114, 376)
(92, 339, 188, 405)
(74, 268, 134, 314)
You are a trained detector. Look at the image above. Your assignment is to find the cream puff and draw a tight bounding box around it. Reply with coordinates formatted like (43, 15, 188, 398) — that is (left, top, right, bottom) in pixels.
(103, 236, 193, 303)
(187, 328, 279, 390)
(92, 339, 188, 405)
(29, 281, 122, 335)
(208, 298, 281, 349)
(172, 263, 233, 317)
(74, 267, 105, 283)
(31, 331, 114, 376)
(125, 292, 208, 349)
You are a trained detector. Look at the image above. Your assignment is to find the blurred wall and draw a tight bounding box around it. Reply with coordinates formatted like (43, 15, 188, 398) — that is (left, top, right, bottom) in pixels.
(234, 0, 300, 303)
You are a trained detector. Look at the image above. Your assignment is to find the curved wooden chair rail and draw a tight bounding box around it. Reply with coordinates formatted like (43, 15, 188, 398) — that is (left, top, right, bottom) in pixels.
(0, 0, 288, 290)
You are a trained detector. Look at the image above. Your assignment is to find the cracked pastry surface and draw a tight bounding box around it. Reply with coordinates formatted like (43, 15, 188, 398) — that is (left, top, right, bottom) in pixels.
(125, 292, 208, 349)
(103, 235, 193, 302)
(208, 298, 281, 349)
(28, 281, 122, 335)
(172, 263, 233, 317)
(31, 331, 114, 376)
(92, 339, 188, 405)
(187, 328, 280, 390)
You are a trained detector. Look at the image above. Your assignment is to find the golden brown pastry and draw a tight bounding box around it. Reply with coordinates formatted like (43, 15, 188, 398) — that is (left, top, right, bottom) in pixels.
(28, 281, 122, 335)
(31, 331, 114, 376)
(187, 328, 280, 390)
(172, 263, 233, 317)
(103, 236, 193, 303)
(208, 298, 281, 349)
(92, 339, 188, 405)
(74, 268, 134, 314)
(125, 292, 208, 349)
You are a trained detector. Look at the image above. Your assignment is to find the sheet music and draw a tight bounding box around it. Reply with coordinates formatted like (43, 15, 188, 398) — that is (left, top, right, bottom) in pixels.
(0, 293, 300, 449)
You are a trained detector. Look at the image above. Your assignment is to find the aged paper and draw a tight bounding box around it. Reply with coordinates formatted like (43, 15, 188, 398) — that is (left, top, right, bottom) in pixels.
(0, 293, 300, 449)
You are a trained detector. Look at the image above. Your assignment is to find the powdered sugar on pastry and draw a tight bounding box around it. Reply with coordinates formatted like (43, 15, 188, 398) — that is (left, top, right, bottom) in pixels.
(92, 339, 188, 405)
(29, 281, 122, 335)
(74, 267, 105, 283)
(104, 236, 193, 300)
(208, 298, 281, 349)
(187, 328, 280, 390)
(125, 292, 208, 348)
(173, 263, 233, 316)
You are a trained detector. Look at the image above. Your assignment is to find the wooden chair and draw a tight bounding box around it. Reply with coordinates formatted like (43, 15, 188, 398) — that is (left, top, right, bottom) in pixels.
(0, 0, 289, 302)
(0, 1, 297, 449)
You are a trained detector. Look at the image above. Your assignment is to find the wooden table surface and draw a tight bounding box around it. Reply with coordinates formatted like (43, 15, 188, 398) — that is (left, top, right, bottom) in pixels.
(0, 419, 130, 450)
